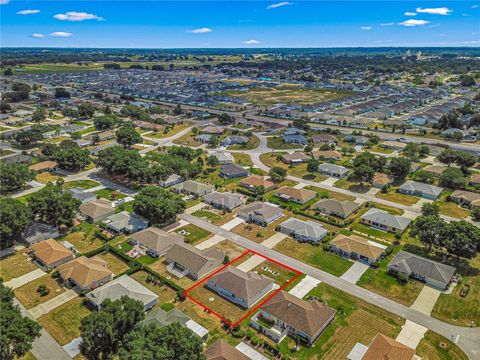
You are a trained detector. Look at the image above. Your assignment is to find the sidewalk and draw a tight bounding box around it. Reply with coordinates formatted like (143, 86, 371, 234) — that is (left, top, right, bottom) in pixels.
(30, 289, 78, 319)
(4, 269, 45, 290)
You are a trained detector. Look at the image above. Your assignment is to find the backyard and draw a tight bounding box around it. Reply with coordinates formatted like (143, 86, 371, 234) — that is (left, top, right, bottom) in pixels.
(96, 251, 131, 275)
(61, 222, 105, 254)
(260, 152, 327, 181)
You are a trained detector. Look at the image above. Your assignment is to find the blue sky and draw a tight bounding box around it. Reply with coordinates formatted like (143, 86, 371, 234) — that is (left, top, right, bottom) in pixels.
(1, 1, 479, 48)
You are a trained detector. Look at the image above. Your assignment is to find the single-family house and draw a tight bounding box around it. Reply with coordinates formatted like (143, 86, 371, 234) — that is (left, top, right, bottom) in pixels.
(275, 186, 317, 204)
(204, 339, 249, 360)
(278, 217, 327, 243)
(203, 192, 245, 211)
(312, 133, 337, 144)
(283, 134, 308, 145)
(79, 198, 115, 223)
(66, 188, 97, 204)
(86, 275, 158, 310)
(449, 190, 480, 208)
(355, 334, 415, 360)
(360, 208, 412, 234)
(195, 134, 212, 144)
(398, 180, 444, 200)
(57, 256, 113, 291)
(221, 135, 249, 146)
(31, 239, 74, 269)
(314, 198, 360, 218)
(380, 141, 406, 151)
(220, 163, 249, 179)
(251, 290, 336, 345)
(387, 251, 456, 290)
(329, 234, 384, 265)
(207, 267, 274, 308)
(172, 180, 215, 197)
(372, 173, 394, 189)
(312, 150, 341, 161)
(281, 152, 310, 164)
(85, 130, 115, 142)
(209, 151, 234, 165)
(29, 161, 58, 173)
(165, 242, 224, 280)
(239, 175, 276, 192)
(237, 201, 283, 226)
(22, 222, 60, 245)
(145, 308, 209, 342)
(159, 174, 183, 188)
(423, 165, 447, 176)
(104, 211, 149, 234)
(129, 227, 184, 257)
(317, 163, 349, 178)
(440, 128, 475, 139)
(470, 173, 480, 187)
(201, 126, 224, 135)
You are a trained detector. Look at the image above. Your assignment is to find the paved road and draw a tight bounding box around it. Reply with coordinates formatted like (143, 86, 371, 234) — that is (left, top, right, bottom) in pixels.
(14, 298, 71, 360)
(179, 213, 480, 359)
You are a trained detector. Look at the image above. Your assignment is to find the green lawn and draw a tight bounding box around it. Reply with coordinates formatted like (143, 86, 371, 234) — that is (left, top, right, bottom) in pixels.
(266, 137, 302, 150)
(304, 185, 356, 202)
(62, 222, 105, 254)
(175, 224, 212, 245)
(95, 188, 126, 201)
(62, 180, 100, 190)
(274, 237, 352, 277)
(334, 178, 371, 194)
(191, 210, 222, 223)
(227, 135, 260, 150)
(232, 153, 253, 167)
(376, 189, 419, 206)
(434, 192, 470, 219)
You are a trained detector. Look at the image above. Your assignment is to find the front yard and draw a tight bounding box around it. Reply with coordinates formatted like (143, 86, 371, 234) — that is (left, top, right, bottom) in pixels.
(375, 188, 419, 206)
(0, 249, 37, 281)
(63, 180, 100, 190)
(37, 297, 92, 346)
(266, 137, 302, 150)
(15, 274, 66, 309)
(231, 216, 287, 243)
(175, 224, 212, 245)
(227, 135, 260, 150)
(95, 188, 126, 201)
(259, 152, 327, 182)
(434, 192, 469, 219)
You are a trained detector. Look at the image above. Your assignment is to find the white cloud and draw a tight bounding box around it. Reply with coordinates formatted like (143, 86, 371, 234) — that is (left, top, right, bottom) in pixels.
(0, 0, 10, 5)
(49, 32, 73, 37)
(361, 26, 372, 30)
(462, 13, 469, 17)
(416, 7, 452, 15)
(17, 9, 40, 15)
(54, 12, 104, 21)
(398, 19, 430, 27)
(380, 22, 394, 26)
(404, 12, 417, 16)
(188, 27, 212, 34)
(267, 2, 293, 10)
(31, 33, 45, 38)
(472, 5, 479, 9)
(463, 41, 479, 44)
(243, 39, 260, 44)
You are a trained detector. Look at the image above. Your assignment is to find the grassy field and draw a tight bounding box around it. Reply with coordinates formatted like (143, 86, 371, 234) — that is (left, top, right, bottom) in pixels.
(278, 282, 403, 359)
(227, 135, 260, 150)
(304, 185, 356, 202)
(0, 249, 37, 281)
(212, 240, 247, 261)
(232, 216, 287, 243)
(334, 178, 371, 194)
(146, 122, 191, 139)
(266, 137, 302, 150)
(434, 192, 470, 219)
(62, 223, 104, 253)
(63, 180, 100, 190)
(97, 251, 130, 275)
(95, 187, 126, 201)
(375, 188, 419, 206)
(274, 237, 353, 277)
(15, 274, 66, 309)
(417, 331, 468, 360)
(260, 152, 327, 182)
(192, 210, 222, 223)
(175, 224, 212, 245)
(232, 153, 253, 166)
(172, 131, 201, 147)
(219, 84, 354, 106)
(130, 270, 178, 304)
(36, 172, 64, 184)
(37, 298, 91, 346)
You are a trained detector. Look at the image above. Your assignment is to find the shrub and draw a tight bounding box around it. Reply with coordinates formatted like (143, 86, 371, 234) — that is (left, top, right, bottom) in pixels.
(396, 272, 409, 285)
(37, 284, 50, 296)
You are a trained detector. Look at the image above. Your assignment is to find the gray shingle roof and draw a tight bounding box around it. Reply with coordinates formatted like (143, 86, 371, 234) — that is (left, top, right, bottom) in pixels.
(361, 208, 411, 231)
(398, 180, 444, 198)
(280, 218, 327, 239)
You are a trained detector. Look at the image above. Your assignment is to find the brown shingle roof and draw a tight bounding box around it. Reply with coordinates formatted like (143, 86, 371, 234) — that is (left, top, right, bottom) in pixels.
(79, 198, 114, 219)
(239, 175, 274, 189)
(373, 172, 394, 186)
(312, 150, 341, 160)
(57, 256, 112, 288)
(29, 161, 58, 172)
(165, 242, 223, 276)
(260, 290, 336, 338)
(204, 339, 249, 360)
(470, 173, 480, 185)
(276, 186, 317, 202)
(209, 267, 273, 304)
(31, 239, 73, 267)
(450, 190, 480, 204)
(362, 333, 415, 360)
(330, 234, 384, 260)
(282, 152, 310, 162)
(423, 165, 447, 175)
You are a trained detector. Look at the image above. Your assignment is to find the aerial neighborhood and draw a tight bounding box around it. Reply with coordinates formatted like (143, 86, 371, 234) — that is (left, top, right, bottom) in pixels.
(0, 44, 479, 360)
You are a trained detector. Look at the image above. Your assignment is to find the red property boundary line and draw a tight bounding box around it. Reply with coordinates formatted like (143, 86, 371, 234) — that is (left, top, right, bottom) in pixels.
(183, 249, 302, 327)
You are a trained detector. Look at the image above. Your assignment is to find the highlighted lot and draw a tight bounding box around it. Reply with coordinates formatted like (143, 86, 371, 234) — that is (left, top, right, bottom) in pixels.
(184, 250, 301, 327)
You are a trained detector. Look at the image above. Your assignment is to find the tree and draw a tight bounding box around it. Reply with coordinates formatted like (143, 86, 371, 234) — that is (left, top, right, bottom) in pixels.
(173, 104, 183, 115)
(78, 103, 96, 119)
(442, 221, 480, 260)
(421, 202, 439, 217)
(3, 68, 13, 76)
(120, 104, 149, 121)
(410, 215, 445, 252)
(54, 87, 71, 99)
(116, 124, 142, 148)
(437, 149, 459, 166)
(352, 152, 386, 182)
(0, 163, 36, 194)
(455, 151, 477, 172)
(472, 206, 480, 221)
(206, 155, 219, 167)
(307, 159, 319, 173)
(413, 170, 435, 184)
(436, 111, 461, 130)
(439, 167, 466, 190)
(28, 182, 81, 226)
(54, 141, 91, 170)
(389, 157, 411, 179)
(133, 186, 186, 226)
(32, 107, 47, 122)
(93, 115, 117, 131)
(14, 128, 44, 145)
(218, 113, 234, 124)
(0, 281, 41, 360)
(0, 101, 11, 114)
(459, 74, 476, 87)
(0, 197, 32, 249)
(96, 146, 150, 182)
(118, 323, 205, 360)
(208, 135, 219, 148)
(269, 167, 287, 183)
(80, 296, 145, 360)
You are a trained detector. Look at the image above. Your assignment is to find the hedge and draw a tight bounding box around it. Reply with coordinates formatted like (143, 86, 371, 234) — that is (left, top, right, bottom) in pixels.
(294, 209, 353, 227)
(142, 266, 185, 293)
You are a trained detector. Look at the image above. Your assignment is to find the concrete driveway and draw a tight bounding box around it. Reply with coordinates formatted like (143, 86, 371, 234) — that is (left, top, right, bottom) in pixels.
(195, 234, 224, 250)
(221, 216, 245, 230)
(396, 320, 428, 349)
(63, 337, 82, 358)
(340, 262, 369, 284)
(236, 254, 265, 272)
(261, 233, 287, 249)
(410, 286, 441, 315)
(319, 177, 338, 186)
(30, 289, 78, 319)
(4, 268, 45, 290)
(185, 202, 206, 215)
(288, 275, 321, 299)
